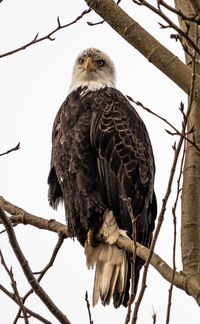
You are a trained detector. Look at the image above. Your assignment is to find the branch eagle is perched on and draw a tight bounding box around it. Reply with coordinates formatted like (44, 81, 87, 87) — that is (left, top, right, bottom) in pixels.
(48, 48, 157, 307)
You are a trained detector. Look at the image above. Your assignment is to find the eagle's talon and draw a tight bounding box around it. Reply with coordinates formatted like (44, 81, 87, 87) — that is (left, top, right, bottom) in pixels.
(87, 228, 94, 246)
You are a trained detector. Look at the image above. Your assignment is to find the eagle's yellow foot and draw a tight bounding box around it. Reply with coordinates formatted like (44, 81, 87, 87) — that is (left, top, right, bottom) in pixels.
(87, 228, 94, 246)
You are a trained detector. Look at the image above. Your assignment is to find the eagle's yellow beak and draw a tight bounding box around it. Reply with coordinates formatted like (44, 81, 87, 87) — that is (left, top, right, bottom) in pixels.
(83, 57, 95, 72)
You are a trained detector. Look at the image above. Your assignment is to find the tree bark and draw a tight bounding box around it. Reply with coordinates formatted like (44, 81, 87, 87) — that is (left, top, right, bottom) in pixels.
(175, 0, 200, 277)
(84, 0, 200, 102)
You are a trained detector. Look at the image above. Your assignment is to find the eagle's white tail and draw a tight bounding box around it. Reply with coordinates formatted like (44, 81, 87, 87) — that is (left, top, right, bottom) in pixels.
(85, 210, 128, 307)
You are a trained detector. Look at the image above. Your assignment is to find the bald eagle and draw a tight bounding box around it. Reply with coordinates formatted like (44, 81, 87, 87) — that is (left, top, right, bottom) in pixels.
(48, 48, 157, 308)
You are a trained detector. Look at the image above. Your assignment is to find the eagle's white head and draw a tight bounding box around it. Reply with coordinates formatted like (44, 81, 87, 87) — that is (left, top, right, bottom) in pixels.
(68, 48, 116, 94)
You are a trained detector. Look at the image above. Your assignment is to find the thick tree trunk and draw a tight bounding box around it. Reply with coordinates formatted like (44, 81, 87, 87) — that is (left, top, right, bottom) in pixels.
(175, 0, 200, 276)
(182, 101, 200, 274)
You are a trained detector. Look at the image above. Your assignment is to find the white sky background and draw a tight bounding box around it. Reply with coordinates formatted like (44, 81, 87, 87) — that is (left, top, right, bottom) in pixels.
(0, 0, 200, 323)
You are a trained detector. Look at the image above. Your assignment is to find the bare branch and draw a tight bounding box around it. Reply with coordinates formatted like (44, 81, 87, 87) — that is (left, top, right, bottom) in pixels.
(0, 250, 29, 323)
(0, 283, 51, 324)
(125, 198, 138, 323)
(165, 143, 185, 324)
(14, 236, 64, 323)
(85, 291, 94, 324)
(132, 0, 200, 54)
(152, 309, 157, 324)
(87, 19, 104, 26)
(87, 0, 122, 25)
(116, 236, 200, 305)
(0, 196, 69, 237)
(0, 8, 92, 59)
(159, 0, 200, 23)
(126, 96, 200, 152)
(0, 142, 20, 157)
(0, 204, 71, 324)
(1, 196, 200, 305)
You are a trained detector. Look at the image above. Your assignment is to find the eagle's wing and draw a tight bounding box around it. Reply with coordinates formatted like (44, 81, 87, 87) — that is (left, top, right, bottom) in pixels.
(90, 88, 157, 246)
(90, 88, 157, 304)
(47, 99, 67, 209)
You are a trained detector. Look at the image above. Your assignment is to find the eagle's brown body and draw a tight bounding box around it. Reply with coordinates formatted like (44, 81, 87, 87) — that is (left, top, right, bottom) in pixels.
(48, 86, 157, 307)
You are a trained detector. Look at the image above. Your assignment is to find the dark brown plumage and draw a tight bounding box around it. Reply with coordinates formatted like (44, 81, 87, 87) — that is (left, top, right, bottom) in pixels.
(48, 48, 157, 308)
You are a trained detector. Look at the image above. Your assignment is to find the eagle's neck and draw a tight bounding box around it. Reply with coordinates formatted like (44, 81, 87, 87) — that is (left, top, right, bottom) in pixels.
(68, 80, 115, 94)
(68, 70, 116, 94)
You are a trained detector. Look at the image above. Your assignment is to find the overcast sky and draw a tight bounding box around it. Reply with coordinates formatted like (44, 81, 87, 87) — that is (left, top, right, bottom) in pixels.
(0, 1, 200, 323)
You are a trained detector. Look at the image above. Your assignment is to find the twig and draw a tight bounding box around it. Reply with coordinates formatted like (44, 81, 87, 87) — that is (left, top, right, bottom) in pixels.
(166, 143, 185, 324)
(86, 0, 122, 26)
(126, 96, 200, 152)
(124, 198, 137, 324)
(85, 291, 94, 324)
(0, 204, 71, 324)
(34, 235, 64, 276)
(152, 308, 157, 324)
(0, 8, 92, 59)
(165, 105, 188, 324)
(13, 235, 64, 324)
(0, 283, 51, 323)
(0, 250, 29, 323)
(0, 142, 20, 157)
(159, 0, 200, 23)
(87, 19, 104, 26)
(132, 0, 200, 55)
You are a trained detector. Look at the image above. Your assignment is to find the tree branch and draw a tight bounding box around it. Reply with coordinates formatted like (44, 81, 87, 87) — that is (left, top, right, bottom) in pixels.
(127, 96, 200, 152)
(117, 236, 200, 306)
(14, 236, 64, 323)
(0, 8, 92, 59)
(1, 196, 200, 305)
(0, 143, 20, 157)
(159, 1, 200, 23)
(85, 291, 94, 324)
(133, 0, 200, 55)
(0, 250, 29, 323)
(0, 196, 69, 237)
(0, 283, 52, 324)
(84, 0, 200, 103)
(0, 204, 71, 324)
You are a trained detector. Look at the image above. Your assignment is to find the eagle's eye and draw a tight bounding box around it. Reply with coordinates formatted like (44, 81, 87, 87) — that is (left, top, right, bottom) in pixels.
(97, 59, 105, 67)
(79, 58, 84, 65)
